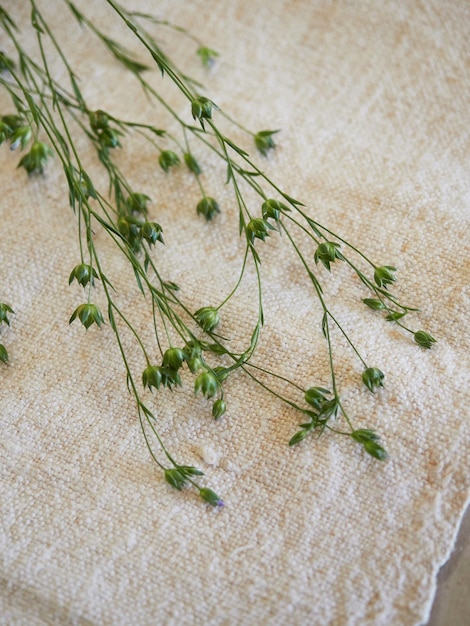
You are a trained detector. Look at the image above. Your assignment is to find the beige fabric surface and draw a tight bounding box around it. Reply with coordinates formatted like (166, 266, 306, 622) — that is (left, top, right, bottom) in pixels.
(1, 1, 469, 625)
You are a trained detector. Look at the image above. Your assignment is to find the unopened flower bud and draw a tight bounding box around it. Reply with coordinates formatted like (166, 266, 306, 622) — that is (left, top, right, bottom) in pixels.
(89, 109, 110, 132)
(289, 429, 308, 446)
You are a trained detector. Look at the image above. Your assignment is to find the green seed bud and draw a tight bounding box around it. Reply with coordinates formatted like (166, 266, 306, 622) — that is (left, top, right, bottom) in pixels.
(142, 365, 163, 391)
(10, 125, 32, 151)
(17, 141, 53, 174)
(0, 303, 14, 326)
(195, 307, 220, 332)
(162, 347, 186, 370)
(194, 371, 218, 399)
(199, 487, 224, 507)
(246, 218, 271, 243)
(0, 344, 8, 364)
(126, 193, 151, 216)
(374, 265, 397, 288)
(414, 330, 436, 349)
(254, 129, 279, 156)
(196, 197, 220, 221)
(68, 264, 99, 288)
(141, 221, 164, 246)
(361, 367, 385, 393)
(314, 242, 343, 271)
(159, 150, 180, 172)
(212, 399, 226, 420)
(164, 468, 186, 490)
(69, 303, 105, 329)
(184, 152, 202, 175)
(289, 430, 308, 446)
(261, 198, 289, 222)
(191, 96, 214, 122)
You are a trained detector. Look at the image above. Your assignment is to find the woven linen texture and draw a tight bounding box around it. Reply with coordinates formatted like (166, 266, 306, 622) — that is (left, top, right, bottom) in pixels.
(1, 1, 469, 625)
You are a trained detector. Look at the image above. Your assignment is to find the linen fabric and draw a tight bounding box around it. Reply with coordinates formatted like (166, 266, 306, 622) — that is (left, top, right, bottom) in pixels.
(1, 1, 469, 625)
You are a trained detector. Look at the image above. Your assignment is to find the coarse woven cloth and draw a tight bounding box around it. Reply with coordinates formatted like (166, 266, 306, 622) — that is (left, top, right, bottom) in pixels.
(0, 1, 469, 625)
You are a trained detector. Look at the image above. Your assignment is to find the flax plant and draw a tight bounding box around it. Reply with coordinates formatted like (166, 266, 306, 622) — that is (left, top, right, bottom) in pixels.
(0, 1, 435, 504)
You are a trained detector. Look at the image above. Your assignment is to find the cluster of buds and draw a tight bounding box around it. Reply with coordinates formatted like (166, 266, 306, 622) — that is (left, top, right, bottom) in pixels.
(351, 429, 388, 460)
(142, 347, 187, 391)
(0, 115, 53, 174)
(289, 387, 341, 446)
(143, 340, 227, 420)
(117, 214, 163, 253)
(164, 466, 223, 507)
(89, 109, 122, 150)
